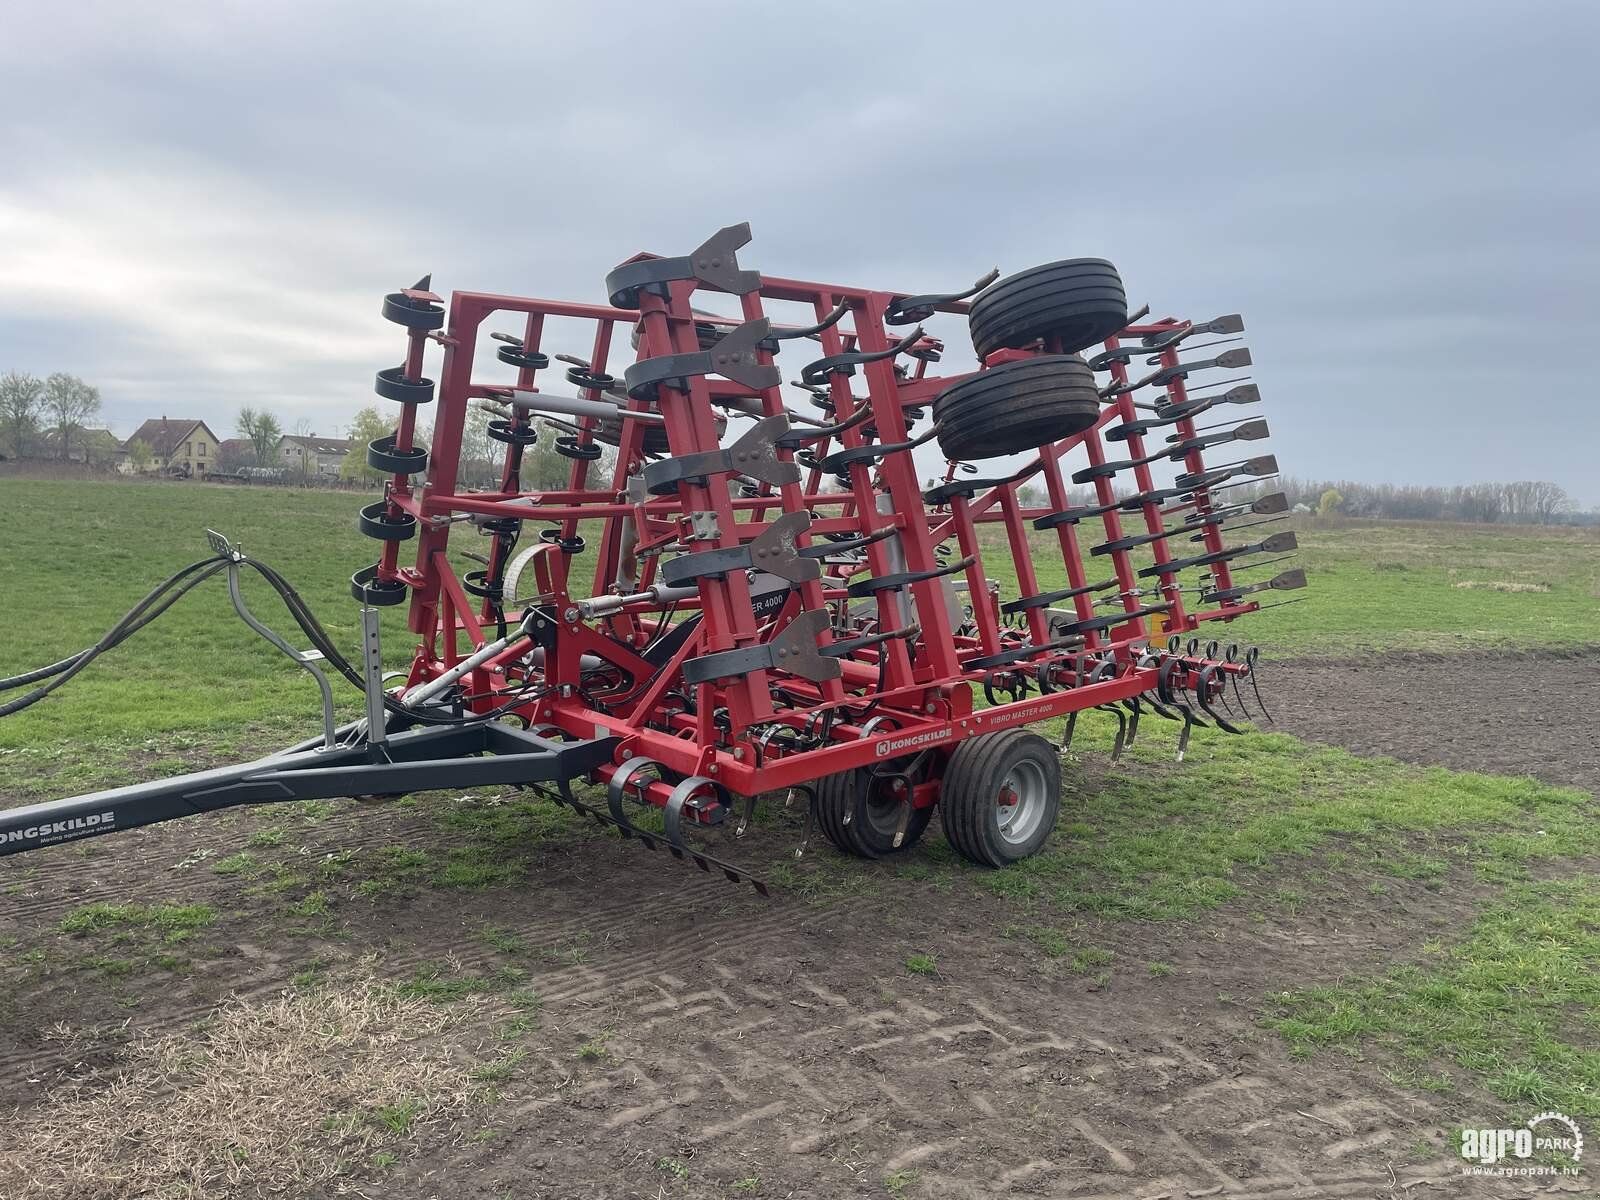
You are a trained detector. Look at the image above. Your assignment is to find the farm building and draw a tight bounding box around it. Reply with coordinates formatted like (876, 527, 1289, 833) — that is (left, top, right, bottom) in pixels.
(276, 433, 352, 479)
(119, 417, 221, 477)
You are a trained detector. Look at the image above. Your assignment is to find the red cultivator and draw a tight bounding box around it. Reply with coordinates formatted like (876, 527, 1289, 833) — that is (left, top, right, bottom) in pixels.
(0, 225, 1304, 889)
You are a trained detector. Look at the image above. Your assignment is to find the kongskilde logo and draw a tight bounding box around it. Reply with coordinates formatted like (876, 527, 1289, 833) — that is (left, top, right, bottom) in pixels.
(1460, 1111, 1583, 1177)
(2, 811, 117, 845)
(874, 728, 954, 758)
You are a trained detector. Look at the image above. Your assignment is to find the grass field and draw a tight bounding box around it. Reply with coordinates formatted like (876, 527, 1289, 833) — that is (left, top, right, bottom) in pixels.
(1, 477, 1595, 751)
(1013, 512, 1600, 656)
(2, 475, 1598, 1193)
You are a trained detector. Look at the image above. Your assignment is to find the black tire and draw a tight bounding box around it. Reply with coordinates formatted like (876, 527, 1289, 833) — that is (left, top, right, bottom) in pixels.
(933, 356, 1100, 461)
(967, 259, 1127, 359)
(938, 730, 1060, 867)
(814, 767, 934, 859)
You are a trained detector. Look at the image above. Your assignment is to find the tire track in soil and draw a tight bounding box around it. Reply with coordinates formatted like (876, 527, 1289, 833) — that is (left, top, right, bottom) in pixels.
(6, 652, 1595, 1196)
(413, 912, 1532, 1200)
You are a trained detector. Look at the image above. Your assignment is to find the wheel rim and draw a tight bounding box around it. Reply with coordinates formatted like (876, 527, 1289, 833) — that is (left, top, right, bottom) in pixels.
(996, 758, 1049, 847)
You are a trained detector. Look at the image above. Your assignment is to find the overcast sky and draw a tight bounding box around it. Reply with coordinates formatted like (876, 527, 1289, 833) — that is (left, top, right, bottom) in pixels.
(2, 1, 1596, 504)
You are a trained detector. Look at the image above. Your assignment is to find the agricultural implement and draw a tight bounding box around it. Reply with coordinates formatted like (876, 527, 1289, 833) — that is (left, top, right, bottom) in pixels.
(0, 225, 1304, 890)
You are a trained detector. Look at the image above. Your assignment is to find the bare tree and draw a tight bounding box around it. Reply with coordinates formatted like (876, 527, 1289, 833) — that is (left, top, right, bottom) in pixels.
(43, 373, 102, 461)
(0, 371, 44, 459)
(237, 406, 283, 466)
(1529, 481, 1571, 521)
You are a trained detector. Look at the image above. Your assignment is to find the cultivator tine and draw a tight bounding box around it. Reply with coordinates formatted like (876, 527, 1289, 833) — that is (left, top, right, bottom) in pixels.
(1158, 655, 1209, 762)
(1197, 663, 1247, 734)
(892, 795, 914, 849)
(1121, 698, 1142, 749)
(792, 785, 818, 859)
(734, 790, 758, 838)
(1103, 705, 1128, 760)
(1242, 647, 1272, 724)
(1060, 710, 1079, 752)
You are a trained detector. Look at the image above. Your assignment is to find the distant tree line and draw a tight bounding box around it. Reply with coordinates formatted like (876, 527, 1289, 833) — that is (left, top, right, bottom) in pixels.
(0, 371, 104, 463)
(1000, 476, 1589, 525)
(1254, 477, 1586, 524)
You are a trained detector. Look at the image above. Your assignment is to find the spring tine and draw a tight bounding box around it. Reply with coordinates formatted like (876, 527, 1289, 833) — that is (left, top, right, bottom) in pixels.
(1231, 670, 1254, 722)
(1104, 705, 1128, 760)
(1212, 666, 1239, 718)
(734, 791, 757, 838)
(1248, 663, 1273, 726)
(793, 785, 818, 859)
(1176, 711, 1195, 762)
(891, 797, 914, 849)
(1197, 664, 1246, 734)
(1123, 699, 1142, 748)
(1061, 710, 1079, 751)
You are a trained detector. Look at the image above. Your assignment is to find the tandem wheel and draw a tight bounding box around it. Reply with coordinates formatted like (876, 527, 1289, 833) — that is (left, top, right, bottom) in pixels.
(938, 730, 1061, 867)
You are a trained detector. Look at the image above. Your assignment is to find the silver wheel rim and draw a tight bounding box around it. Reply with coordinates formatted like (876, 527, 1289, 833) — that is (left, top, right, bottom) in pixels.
(996, 758, 1048, 847)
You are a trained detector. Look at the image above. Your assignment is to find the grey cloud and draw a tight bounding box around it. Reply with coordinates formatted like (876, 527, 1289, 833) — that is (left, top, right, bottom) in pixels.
(1, 0, 1595, 501)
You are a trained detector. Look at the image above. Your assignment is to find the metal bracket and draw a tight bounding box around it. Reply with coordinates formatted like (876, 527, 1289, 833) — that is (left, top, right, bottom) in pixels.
(684, 511, 722, 543)
(605, 222, 763, 309)
(662, 511, 821, 587)
(642, 413, 800, 495)
(623, 318, 782, 400)
(682, 609, 842, 685)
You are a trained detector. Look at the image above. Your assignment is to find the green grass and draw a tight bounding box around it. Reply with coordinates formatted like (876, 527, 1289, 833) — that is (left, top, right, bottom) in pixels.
(1266, 878, 1600, 1121)
(0, 479, 406, 752)
(367, 1099, 424, 1134)
(392, 965, 500, 1004)
(59, 902, 216, 935)
(956, 718, 1597, 921)
(0, 479, 1592, 786)
(905, 953, 937, 975)
(987, 513, 1600, 656)
(468, 1048, 528, 1083)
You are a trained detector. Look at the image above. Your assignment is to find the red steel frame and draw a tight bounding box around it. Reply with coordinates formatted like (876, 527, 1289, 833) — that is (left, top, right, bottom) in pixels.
(362, 249, 1263, 812)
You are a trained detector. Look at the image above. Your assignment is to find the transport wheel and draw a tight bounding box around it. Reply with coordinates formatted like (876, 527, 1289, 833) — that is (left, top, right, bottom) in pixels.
(933, 355, 1100, 460)
(967, 258, 1128, 358)
(814, 766, 934, 859)
(939, 730, 1061, 867)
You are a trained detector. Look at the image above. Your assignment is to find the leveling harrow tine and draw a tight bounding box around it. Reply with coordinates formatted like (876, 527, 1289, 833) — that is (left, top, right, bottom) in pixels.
(604, 758, 770, 894)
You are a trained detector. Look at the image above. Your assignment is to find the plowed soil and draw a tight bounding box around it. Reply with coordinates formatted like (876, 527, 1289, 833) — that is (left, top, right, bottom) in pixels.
(3, 650, 1595, 1199)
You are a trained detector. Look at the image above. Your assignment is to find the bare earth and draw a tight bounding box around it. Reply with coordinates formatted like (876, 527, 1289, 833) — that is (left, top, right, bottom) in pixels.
(1265, 647, 1600, 796)
(3, 651, 1595, 1199)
